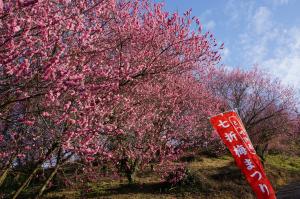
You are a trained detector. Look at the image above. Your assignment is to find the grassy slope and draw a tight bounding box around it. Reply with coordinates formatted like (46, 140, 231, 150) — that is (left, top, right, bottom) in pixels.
(43, 155, 300, 199)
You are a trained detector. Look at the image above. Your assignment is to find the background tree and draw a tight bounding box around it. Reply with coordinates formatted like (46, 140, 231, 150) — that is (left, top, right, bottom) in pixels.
(106, 73, 220, 183)
(0, 0, 221, 196)
(206, 67, 298, 161)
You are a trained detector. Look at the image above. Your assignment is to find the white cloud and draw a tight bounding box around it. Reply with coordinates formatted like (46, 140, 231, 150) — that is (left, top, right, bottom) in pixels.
(221, 47, 230, 62)
(229, 3, 300, 89)
(205, 20, 216, 30)
(199, 10, 216, 31)
(271, 0, 289, 5)
(200, 9, 212, 18)
(251, 7, 272, 34)
(261, 27, 300, 88)
(263, 57, 300, 88)
(224, 0, 256, 26)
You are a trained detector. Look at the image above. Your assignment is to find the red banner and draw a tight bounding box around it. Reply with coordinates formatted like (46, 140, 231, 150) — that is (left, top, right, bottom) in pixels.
(209, 110, 276, 199)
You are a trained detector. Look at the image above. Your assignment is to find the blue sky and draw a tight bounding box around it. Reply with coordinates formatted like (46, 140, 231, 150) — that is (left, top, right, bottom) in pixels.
(159, 0, 300, 89)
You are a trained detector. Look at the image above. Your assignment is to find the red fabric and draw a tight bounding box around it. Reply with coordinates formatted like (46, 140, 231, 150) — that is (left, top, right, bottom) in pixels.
(210, 111, 276, 199)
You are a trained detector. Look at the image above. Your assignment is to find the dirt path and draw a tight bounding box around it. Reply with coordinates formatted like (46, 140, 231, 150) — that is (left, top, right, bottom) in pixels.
(277, 182, 300, 199)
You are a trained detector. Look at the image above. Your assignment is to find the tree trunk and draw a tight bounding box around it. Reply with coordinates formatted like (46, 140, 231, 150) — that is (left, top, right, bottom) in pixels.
(35, 147, 62, 199)
(256, 143, 269, 166)
(126, 166, 139, 184)
(35, 165, 59, 199)
(12, 166, 39, 199)
(261, 143, 269, 165)
(0, 155, 17, 188)
(0, 167, 10, 187)
(125, 159, 139, 184)
(150, 164, 154, 172)
(35, 150, 73, 198)
(126, 170, 136, 184)
(12, 142, 58, 199)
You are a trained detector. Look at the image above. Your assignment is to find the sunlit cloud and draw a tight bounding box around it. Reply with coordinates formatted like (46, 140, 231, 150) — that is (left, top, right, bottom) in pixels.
(205, 20, 216, 30)
(225, 1, 300, 88)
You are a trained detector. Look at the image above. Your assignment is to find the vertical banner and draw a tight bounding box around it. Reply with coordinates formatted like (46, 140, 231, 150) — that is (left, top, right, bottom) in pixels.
(209, 110, 276, 199)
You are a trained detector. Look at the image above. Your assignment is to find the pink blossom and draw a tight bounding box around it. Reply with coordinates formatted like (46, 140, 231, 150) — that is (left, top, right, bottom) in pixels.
(42, 112, 51, 117)
(24, 146, 31, 150)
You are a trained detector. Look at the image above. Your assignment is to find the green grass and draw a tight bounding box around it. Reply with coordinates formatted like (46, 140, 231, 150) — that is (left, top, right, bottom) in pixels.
(4, 154, 299, 199)
(264, 154, 300, 188)
(266, 154, 300, 172)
